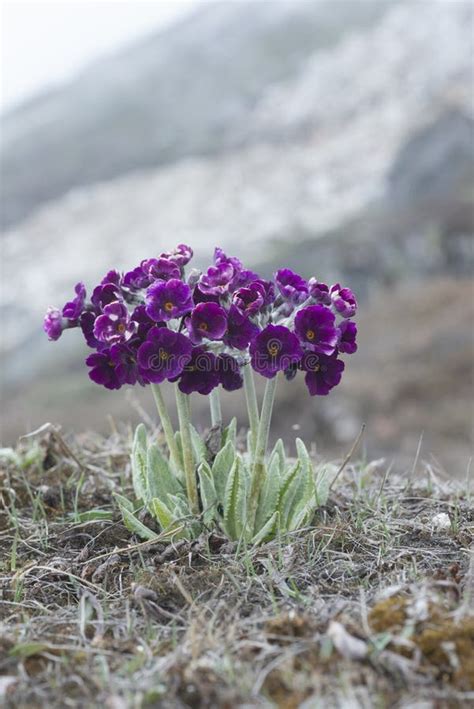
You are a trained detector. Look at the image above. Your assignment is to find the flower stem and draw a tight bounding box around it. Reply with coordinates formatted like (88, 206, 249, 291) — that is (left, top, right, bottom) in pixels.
(209, 388, 222, 428)
(243, 363, 260, 457)
(247, 374, 278, 532)
(150, 383, 181, 472)
(175, 385, 199, 514)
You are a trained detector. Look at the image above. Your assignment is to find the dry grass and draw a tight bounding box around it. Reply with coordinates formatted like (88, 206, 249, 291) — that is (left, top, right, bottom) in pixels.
(0, 427, 473, 708)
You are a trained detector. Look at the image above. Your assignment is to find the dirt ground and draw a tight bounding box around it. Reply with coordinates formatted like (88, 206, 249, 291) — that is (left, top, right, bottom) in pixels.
(0, 428, 473, 708)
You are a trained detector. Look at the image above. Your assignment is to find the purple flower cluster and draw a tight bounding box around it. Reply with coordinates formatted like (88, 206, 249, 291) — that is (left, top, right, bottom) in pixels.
(44, 245, 357, 396)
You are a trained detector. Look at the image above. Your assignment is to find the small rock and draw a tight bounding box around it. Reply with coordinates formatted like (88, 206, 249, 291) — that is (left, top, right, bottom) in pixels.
(432, 512, 451, 532)
(327, 620, 368, 660)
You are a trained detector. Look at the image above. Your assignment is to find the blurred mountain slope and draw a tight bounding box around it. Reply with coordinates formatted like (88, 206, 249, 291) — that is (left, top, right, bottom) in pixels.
(1, 0, 394, 228)
(2, 1, 472, 354)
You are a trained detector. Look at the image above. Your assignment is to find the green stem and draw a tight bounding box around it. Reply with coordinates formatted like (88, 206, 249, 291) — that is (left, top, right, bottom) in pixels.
(247, 374, 278, 532)
(175, 385, 199, 514)
(150, 383, 181, 472)
(209, 388, 222, 428)
(243, 363, 260, 457)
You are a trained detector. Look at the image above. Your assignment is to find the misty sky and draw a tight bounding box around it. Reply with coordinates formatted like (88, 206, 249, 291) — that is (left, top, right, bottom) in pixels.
(1, 0, 200, 112)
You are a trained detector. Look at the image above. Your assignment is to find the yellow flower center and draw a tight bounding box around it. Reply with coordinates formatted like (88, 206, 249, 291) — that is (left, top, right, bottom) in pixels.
(199, 322, 208, 331)
(164, 301, 174, 312)
(267, 343, 279, 356)
(314, 363, 321, 372)
(306, 329, 315, 341)
(117, 323, 126, 334)
(159, 348, 169, 361)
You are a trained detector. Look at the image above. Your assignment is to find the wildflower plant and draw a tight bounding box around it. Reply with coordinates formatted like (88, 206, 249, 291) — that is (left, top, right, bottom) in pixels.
(44, 245, 357, 543)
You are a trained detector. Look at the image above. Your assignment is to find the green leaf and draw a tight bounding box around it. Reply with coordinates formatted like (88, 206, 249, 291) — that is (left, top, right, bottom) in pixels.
(288, 497, 317, 531)
(147, 443, 182, 501)
(150, 497, 175, 530)
(223, 456, 246, 540)
(222, 417, 237, 448)
(295, 437, 316, 513)
(73, 509, 113, 522)
(150, 498, 190, 539)
(269, 438, 286, 475)
(168, 494, 195, 538)
(167, 494, 191, 519)
(278, 461, 300, 501)
(314, 465, 330, 507)
(252, 510, 279, 545)
(198, 462, 218, 525)
(254, 454, 281, 533)
(277, 461, 303, 528)
(212, 440, 235, 503)
(131, 424, 148, 502)
(113, 492, 134, 513)
(189, 424, 209, 464)
(114, 494, 158, 540)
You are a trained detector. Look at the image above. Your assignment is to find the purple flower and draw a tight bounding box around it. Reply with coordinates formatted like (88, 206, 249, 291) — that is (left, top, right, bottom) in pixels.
(100, 270, 122, 287)
(301, 352, 344, 396)
(250, 324, 302, 378)
(199, 262, 235, 296)
(91, 282, 121, 310)
(93, 301, 136, 344)
(123, 265, 152, 291)
(223, 305, 259, 350)
(137, 327, 192, 383)
(330, 283, 357, 318)
(146, 278, 193, 321)
(214, 247, 242, 273)
(131, 304, 157, 342)
(193, 285, 220, 305)
(308, 278, 331, 305)
(44, 307, 64, 341)
(110, 343, 145, 386)
(186, 302, 228, 344)
(275, 269, 308, 303)
(160, 243, 193, 266)
(141, 257, 181, 282)
(87, 342, 146, 388)
(62, 282, 86, 321)
(80, 311, 103, 349)
(233, 285, 264, 316)
(86, 349, 123, 390)
(230, 268, 260, 291)
(253, 279, 276, 306)
(217, 354, 243, 391)
(294, 305, 338, 356)
(337, 320, 357, 354)
(176, 347, 220, 395)
(233, 279, 275, 315)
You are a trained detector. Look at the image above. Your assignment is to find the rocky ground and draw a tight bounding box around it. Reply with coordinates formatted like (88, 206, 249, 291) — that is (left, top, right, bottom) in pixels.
(0, 430, 473, 707)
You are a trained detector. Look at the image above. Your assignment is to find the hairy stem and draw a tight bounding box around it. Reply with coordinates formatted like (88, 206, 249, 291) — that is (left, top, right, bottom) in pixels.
(209, 388, 222, 428)
(247, 374, 278, 532)
(150, 383, 181, 472)
(175, 385, 199, 514)
(243, 363, 260, 457)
